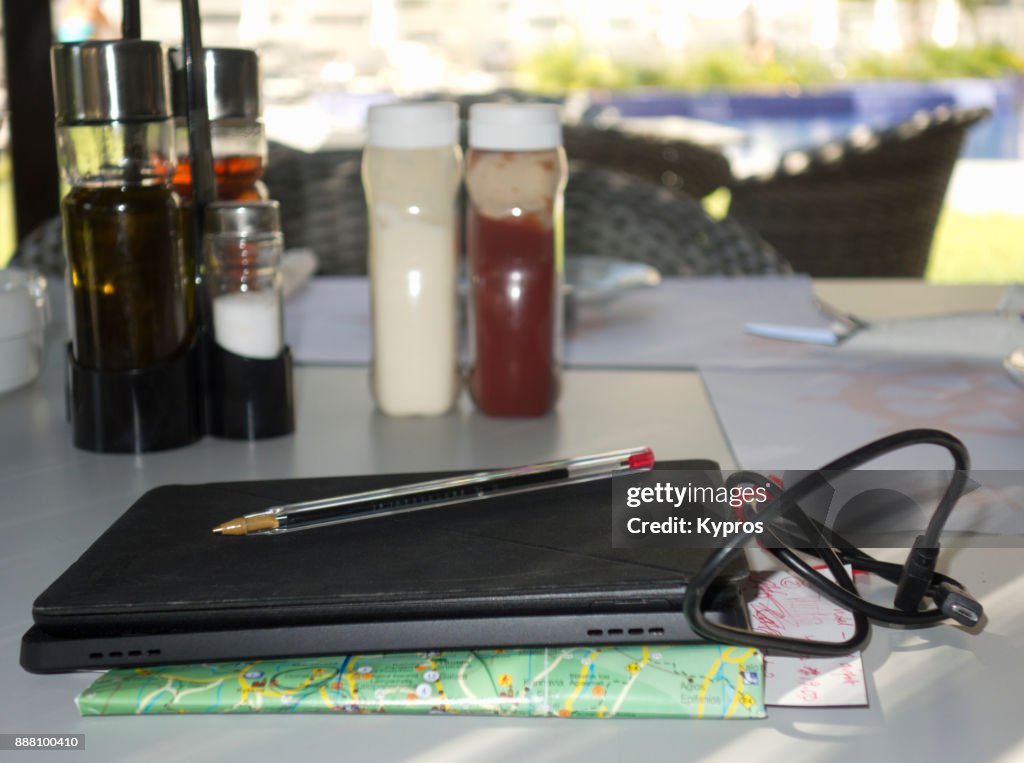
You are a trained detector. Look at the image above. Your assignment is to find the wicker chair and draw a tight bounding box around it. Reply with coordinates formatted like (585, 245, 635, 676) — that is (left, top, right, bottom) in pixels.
(265, 142, 788, 277)
(563, 124, 733, 199)
(565, 164, 789, 276)
(264, 142, 366, 274)
(727, 106, 990, 278)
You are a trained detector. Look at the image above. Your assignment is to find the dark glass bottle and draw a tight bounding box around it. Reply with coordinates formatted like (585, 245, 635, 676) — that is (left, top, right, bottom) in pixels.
(63, 184, 193, 370)
(53, 41, 194, 373)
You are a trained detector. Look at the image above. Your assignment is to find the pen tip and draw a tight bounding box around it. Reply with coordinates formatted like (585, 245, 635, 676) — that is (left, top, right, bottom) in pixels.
(212, 519, 243, 536)
(211, 514, 280, 536)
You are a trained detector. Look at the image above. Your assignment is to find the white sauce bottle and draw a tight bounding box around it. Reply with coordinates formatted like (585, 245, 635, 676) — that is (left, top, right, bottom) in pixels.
(362, 102, 462, 416)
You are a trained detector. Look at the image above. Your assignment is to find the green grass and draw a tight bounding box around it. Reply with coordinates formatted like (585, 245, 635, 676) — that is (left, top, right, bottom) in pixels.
(0, 154, 14, 267)
(927, 208, 1024, 283)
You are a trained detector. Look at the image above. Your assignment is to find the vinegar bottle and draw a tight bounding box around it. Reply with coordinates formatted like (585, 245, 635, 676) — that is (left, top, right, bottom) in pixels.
(466, 104, 567, 417)
(169, 47, 267, 202)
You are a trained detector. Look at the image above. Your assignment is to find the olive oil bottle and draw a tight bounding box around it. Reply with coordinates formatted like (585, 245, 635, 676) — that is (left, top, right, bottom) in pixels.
(52, 40, 201, 451)
(63, 184, 194, 370)
(53, 41, 194, 372)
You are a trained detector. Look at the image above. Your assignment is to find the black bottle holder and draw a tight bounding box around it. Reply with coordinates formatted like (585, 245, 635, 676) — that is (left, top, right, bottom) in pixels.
(66, 342, 204, 453)
(206, 334, 295, 440)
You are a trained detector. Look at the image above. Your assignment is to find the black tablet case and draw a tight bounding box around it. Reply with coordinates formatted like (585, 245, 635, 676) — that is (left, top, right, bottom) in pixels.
(22, 460, 748, 673)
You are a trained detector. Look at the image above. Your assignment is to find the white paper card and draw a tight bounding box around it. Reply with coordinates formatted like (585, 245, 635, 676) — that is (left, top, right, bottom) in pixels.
(747, 569, 868, 707)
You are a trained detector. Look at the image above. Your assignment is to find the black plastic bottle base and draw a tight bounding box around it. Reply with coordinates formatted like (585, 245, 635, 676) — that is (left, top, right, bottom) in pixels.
(206, 340, 294, 440)
(66, 342, 204, 454)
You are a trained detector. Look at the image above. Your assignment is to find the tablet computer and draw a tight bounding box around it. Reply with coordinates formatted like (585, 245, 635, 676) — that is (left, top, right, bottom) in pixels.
(21, 460, 748, 673)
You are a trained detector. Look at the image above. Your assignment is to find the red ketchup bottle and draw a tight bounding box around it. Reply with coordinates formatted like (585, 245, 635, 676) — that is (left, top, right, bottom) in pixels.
(466, 104, 567, 416)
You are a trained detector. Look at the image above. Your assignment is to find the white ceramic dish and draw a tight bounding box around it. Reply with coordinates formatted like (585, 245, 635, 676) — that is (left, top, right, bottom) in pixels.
(564, 256, 661, 307)
(1005, 347, 1024, 388)
(0, 269, 48, 395)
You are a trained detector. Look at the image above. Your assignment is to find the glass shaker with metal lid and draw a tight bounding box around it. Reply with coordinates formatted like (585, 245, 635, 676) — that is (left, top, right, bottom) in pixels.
(203, 201, 295, 440)
(169, 47, 267, 202)
(204, 200, 284, 360)
(52, 39, 194, 372)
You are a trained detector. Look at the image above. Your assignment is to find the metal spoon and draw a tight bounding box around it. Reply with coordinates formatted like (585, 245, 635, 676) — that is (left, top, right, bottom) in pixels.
(1005, 348, 1024, 388)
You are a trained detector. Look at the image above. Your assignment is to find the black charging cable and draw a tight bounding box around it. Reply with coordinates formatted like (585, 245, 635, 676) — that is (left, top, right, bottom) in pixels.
(683, 428, 985, 656)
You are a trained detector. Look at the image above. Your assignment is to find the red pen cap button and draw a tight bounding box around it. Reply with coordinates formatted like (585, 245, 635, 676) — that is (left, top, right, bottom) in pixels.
(627, 448, 655, 470)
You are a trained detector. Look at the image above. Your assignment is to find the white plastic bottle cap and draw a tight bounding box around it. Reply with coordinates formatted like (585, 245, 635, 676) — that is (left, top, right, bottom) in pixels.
(366, 101, 459, 149)
(468, 103, 562, 151)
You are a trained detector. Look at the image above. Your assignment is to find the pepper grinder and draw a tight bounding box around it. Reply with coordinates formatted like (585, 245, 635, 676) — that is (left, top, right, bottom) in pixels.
(52, 40, 202, 453)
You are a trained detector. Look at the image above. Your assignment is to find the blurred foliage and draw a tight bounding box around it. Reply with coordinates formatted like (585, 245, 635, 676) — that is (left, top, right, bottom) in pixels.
(670, 50, 834, 89)
(702, 188, 732, 221)
(521, 44, 644, 91)
(520, 42, 1024, 94)
(848, 43, 1024, 80)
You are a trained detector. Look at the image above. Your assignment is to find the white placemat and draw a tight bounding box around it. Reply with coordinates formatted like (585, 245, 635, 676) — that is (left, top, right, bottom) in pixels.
(284, 275, 835, 369)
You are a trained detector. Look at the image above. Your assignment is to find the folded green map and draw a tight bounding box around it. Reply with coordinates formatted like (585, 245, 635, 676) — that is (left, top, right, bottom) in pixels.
(77, 644, 765, 719)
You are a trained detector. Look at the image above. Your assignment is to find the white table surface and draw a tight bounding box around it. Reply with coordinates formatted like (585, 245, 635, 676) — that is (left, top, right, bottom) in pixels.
(0, 279, 1020, 763)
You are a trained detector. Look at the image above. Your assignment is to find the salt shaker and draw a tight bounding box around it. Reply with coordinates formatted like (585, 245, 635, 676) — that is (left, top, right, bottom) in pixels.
(362, 101, 462, 416)
(204, 201, 284, 359)
(204, 201, 294, 439)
